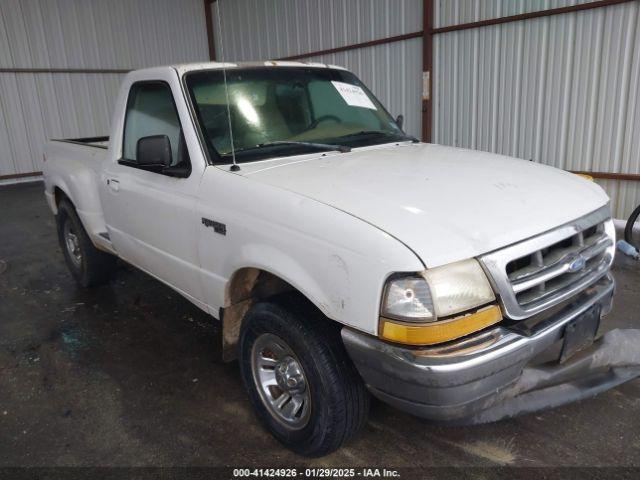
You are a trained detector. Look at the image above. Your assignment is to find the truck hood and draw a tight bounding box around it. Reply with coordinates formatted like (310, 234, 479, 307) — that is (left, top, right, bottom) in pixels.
(241, 143, 609, 268)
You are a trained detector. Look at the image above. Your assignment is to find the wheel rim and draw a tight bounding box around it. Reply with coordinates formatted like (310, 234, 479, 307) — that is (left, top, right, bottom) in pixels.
(63, 221, 82, 268)
(251, 333, 311, 430)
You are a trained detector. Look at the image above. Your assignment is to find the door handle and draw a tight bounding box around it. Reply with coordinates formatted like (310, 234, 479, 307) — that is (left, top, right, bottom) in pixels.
(107, 178, 120, 192)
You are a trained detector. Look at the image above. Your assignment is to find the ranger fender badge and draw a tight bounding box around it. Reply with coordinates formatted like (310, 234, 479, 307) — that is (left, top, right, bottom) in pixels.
(202, 217, 226, 235)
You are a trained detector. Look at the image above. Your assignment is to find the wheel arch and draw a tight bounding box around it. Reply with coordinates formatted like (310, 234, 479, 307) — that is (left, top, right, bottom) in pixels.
(220, 266, 334, 361)
(54, 185, 72, 208)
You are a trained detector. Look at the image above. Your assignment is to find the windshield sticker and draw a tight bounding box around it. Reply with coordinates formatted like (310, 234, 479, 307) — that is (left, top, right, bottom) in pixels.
(331, 81, 377, 110)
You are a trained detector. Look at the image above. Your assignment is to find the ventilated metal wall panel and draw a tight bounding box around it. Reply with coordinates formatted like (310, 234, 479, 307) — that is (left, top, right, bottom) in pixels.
(211, 0, 423, 137)
(0, 0, 208, 179)
(434, 0, 640, 219)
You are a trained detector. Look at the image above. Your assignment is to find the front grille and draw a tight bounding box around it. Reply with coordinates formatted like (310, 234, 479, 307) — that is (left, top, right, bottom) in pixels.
(507, 222, 610, 307)
(480, 206, 615, 320)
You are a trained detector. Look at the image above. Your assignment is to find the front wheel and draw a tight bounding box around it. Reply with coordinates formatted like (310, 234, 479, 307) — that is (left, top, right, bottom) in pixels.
(239, 297, 370, 457)
(625, 203, 640, 251)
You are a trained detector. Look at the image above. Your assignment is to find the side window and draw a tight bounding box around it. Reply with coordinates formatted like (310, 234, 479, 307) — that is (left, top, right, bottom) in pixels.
(122, 82, 189, 168)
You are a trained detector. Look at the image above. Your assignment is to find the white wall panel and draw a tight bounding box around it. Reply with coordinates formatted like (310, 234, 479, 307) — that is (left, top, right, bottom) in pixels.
(0, 0, 208, 69)
(0, 0, 209, 178)
(434, 0, 640, 219)
(299, 38, 423, 138)
(435, 0, 595, 28)
(214, 0, 423, 61)
(0, 72, 123, 175)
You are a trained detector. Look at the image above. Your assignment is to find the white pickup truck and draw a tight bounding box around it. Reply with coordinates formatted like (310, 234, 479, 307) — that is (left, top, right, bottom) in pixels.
(43, 62, 640, 456)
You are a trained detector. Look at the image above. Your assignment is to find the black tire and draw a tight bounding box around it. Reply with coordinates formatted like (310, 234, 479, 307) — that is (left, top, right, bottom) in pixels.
(625, 203, 640, 251)
(239, 296, 370, 457)
(56, 199, 116, 287)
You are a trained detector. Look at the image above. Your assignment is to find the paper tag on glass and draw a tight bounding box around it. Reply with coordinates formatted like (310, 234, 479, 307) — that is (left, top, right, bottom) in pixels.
(331, 81, 377, 110)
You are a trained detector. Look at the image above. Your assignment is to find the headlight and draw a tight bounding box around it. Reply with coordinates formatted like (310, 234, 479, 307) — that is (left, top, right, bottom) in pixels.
(381, 276, 435, 321)
(381, 259, 495, 322)
(380, 259, 501, 345)
(423, 258, 495, 317)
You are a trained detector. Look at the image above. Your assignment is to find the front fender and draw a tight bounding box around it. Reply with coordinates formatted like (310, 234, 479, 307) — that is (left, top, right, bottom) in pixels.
(224, 243, 347, 319)
(197, 167, 424, 335)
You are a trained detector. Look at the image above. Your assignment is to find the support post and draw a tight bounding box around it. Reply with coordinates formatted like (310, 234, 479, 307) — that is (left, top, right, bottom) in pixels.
(204, 0, 216, 61)
(422, 0, 434, 142)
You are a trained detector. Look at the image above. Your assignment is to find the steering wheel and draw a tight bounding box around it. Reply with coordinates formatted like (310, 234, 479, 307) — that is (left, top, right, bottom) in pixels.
(202, 111, 227, 136)
(307, 115, 342, 130)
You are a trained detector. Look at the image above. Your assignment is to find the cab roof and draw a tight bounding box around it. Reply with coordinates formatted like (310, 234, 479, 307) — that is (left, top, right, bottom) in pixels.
(171, 60, 348, 76)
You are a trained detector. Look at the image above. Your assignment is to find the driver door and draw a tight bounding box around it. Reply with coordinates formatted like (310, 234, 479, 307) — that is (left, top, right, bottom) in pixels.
(101, 74, 205, 306)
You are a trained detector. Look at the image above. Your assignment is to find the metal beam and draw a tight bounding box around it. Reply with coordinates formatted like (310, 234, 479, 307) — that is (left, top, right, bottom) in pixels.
(570, 171, 640, 182)
(2, 170, 638, 183)
(0, 68, 130, 74)
(431, 0, 636, 35)
(277, 31, 423, 61)
(422, 0, 433, 142)
(0, 172, 43, 181)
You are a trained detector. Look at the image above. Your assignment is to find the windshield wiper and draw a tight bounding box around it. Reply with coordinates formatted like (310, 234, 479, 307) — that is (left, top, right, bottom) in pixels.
(230, 140, 351, 157)
(336, 130, 419, 142)
(257, 141, 351, 153)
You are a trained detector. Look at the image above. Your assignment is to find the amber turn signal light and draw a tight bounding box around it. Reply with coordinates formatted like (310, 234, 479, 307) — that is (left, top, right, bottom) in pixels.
(379, 304, 503, 346)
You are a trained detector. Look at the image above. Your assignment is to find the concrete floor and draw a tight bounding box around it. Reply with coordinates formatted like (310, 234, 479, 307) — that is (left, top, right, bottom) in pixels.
(1, 181, 639, 468)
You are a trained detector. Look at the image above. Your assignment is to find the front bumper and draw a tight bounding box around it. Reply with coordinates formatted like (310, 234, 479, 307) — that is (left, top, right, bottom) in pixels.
(342, 275, 640, 424)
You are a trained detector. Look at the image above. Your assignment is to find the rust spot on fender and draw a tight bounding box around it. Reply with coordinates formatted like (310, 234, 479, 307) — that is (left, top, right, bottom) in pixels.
(221, 269, 294, 361)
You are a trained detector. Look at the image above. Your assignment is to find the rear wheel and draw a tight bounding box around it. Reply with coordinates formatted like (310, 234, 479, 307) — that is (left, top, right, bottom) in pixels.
(625, 203, 640, 251)
(56, 199, 116, 287)
(239, 297, 369, 456)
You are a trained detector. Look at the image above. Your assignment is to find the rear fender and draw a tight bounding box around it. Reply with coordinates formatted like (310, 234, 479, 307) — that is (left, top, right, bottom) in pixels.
(43, 145, 112, 252)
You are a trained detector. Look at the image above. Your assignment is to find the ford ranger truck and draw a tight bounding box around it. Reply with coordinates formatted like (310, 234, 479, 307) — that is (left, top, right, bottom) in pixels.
(42, 62, 640, 457)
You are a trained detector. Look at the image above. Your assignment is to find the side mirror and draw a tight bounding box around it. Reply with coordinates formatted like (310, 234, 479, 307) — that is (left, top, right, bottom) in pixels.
(163, 162, 191, 178)
(395, 114, 404, 131)
(136, 135, 172, 167)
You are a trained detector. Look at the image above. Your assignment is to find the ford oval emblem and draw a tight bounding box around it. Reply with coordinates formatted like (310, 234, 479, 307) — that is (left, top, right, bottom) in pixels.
(567, 255, 586, 273)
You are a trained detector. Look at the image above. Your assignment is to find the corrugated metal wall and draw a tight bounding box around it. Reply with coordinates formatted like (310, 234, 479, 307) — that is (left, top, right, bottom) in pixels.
(212, 0, 424, 138)
(433, 0, 640, 219)
(2, 0, 636, 217)
(436, 0, 596, 26)
(0, 0, 208, 180)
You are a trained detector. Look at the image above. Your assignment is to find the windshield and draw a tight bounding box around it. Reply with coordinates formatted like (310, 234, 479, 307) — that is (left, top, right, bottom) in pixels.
(184, 67, 410, 163)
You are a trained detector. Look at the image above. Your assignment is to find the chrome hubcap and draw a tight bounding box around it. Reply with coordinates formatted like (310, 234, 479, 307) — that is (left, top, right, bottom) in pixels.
(64, 223, 82, 267)
(251, 333, 311, 430)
